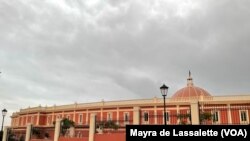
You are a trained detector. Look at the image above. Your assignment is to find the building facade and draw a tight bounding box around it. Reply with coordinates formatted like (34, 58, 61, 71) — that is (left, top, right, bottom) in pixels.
(9, 74, 250, 139)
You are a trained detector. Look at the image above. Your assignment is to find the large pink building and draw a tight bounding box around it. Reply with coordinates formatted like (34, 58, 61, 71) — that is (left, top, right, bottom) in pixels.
(9, 73, 250, 141)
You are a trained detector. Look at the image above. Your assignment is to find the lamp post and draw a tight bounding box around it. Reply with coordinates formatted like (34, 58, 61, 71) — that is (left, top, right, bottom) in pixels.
(1, 109, 7, 132)
(160, 84, 168, 125)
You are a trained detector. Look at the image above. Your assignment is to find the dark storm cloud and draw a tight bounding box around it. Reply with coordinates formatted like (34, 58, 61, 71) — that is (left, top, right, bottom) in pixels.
(0, 0, 250, 125)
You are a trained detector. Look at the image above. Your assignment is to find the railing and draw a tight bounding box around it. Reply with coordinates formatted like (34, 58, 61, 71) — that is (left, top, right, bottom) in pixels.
(140, 114, 191, 125)
(95, 120, 131, 133)
(199, 102, 250, 125)
(7, 128, 26, 141)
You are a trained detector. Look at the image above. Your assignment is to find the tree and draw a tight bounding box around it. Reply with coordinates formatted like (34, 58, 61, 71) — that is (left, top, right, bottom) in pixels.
(60, 118, 75, 136)
(32, 127, 41, 138)
(176, 113, 191, 125)
(96, 120, 119, 133)
(105, 120, 119, 130)
(7, 129, 17, 141)
(199, 112, 213, 124)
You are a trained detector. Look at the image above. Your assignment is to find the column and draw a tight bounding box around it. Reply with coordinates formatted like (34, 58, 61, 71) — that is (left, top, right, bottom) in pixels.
(26, 114, 28, 125)
(133, 107, 140, 125)
(227, 104, 232, 124)
(54, 119, 61, 141)
(100, 108, 103, 121)
(154, 106, 157, 124)
(74, 103, 77, 122)
(62, 111, 64, 118)
(2, 127, 8, 141)
(116, 107, 120, 123)
(52, 112, 55, 124)
(176, 105, 180, 124)
(88, 114, 96, 141)
(25, 123, 32, 141)
(86, 110, 89, 124)
(116, 107, 119, 125)
(190, 101, 200, 125)
(73, 110, 76, 122)
(37, 112, 40, 125)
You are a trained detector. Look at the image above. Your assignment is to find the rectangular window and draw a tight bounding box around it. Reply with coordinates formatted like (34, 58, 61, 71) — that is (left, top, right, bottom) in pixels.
(240, 110, 249, 124)
(67, 115, 70, 120)
(144, 112, 149, 122)
(166, 112, 169, 122)
(107, 112, 112, 121)
(22, 117, 25, 126)
(57, 115, 61, 119)
(47, 116, 50, 125)
(79, 114, 83, 124)
(241, 111, 247, 121)
(31, 116, 34, 124)
(124, 112, 129, 122)
(213, 111, 219, 122)
(162, 111, 170, 124)
(211, 110, 220, 124)
(19, 117, 22, 126)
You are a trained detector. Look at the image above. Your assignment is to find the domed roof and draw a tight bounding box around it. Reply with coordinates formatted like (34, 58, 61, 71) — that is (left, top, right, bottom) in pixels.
(171, 71, 212, 100)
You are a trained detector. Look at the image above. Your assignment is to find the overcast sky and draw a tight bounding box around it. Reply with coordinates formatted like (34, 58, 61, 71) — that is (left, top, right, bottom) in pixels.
(0, 0, 250, 125)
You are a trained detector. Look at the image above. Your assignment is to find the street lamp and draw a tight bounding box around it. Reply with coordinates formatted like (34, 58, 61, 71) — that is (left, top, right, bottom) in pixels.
(160, 84, 168, 125)
(1, 109, 7, 132)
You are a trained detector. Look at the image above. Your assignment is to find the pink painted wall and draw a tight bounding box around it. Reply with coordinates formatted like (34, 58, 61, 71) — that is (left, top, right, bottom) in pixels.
(94, 133, 125, 141)
(58, 137, 88, 141)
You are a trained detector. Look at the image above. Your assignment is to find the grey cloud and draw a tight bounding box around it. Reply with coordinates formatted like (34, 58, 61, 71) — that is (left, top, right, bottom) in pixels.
(1, 0, 250, 125)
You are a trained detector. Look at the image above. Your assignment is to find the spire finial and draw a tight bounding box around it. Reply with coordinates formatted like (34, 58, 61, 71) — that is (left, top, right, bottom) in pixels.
(187, 70, 193, 86)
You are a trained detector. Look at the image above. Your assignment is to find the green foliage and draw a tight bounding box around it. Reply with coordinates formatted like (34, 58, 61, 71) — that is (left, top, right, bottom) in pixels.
(32, 127, 41, 138)
(176, 113, 191, 125)
(60, 118, 75, 135)
(200, 112, 213, 123)
(179, 120, 187, 125)
(97, 120, 119, 130)
(176, 113, 191, 120)
(7, 129, 17, 141)
(61, 118, 75, 128)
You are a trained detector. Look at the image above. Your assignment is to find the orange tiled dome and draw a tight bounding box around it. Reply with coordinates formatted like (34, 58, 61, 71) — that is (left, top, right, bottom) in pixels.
(171, 71, 212, 100)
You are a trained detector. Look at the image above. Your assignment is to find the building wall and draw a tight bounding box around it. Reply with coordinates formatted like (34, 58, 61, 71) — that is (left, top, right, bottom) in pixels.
(10, 96, 250, 128)
(94, 133, 125, 141)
